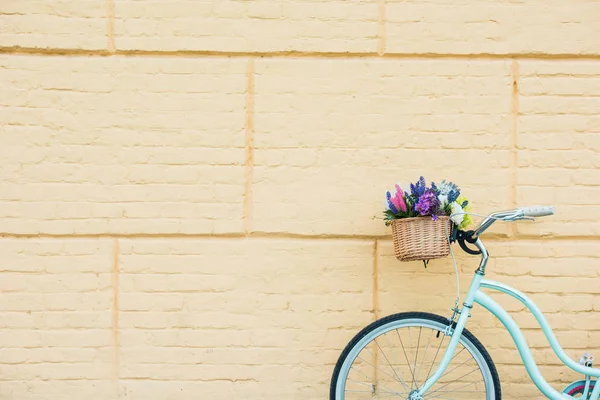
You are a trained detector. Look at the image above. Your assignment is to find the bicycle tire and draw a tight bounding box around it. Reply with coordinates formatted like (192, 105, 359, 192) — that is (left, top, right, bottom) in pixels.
(330, 312, 502, 399)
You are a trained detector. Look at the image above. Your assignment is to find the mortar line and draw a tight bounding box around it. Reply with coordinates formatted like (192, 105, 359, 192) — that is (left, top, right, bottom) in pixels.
(510, 59, 520, 237)
(372, 240, 380, 389)
(377, 0, 386, 56)
(106, 0, 116, 53)
(244, 58, 255, 235)
(3, 46, 600, 60)
(111, 239, 120, 387)
(0, 232, 593, 241)
(373, 240, 380, 321)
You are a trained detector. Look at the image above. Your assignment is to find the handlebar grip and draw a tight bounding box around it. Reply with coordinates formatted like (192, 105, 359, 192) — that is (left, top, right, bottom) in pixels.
(519, 205, 555, 217)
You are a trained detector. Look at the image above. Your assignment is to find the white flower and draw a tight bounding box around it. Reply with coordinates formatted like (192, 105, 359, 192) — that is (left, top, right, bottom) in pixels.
(450, 202, 465, 225)
(439, 179, 459, 196)
(437, 194, 448, 208)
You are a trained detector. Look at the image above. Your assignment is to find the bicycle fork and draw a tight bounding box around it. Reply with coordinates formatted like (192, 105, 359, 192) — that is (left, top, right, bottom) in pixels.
(412, 272, 485, 399)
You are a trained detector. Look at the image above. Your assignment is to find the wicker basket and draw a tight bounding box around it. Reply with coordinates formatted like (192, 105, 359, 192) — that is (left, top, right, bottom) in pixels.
(391, 216, 451, 262)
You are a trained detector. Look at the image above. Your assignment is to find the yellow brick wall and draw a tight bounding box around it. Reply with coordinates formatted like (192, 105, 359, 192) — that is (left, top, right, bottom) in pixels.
(1, 1, 600, 399)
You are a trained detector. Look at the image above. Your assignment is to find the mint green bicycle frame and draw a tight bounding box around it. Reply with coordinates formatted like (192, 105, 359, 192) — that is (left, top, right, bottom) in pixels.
(417, 238, 600, 399)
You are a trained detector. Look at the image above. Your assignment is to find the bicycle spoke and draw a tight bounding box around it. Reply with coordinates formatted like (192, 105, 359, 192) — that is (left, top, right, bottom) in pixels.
(415, 328, 434, 387)
(432, 347, 470, 380)
(346, 377, 407, 397)
(345, 391, 408, 399)
(382, 333, 411, 390)
(413, 327, 422, 387)
(356, 352, 404, 385)
(418, 340, 478, 399)
(424, 381, 485, 399)
(408, 327, 416, 389)
(350, 364, 390, 387)
(424, 367, 482, 397)
(424, 331, 445, 384)
(426, 380, 481, 394)
(396, 328, 417, 389)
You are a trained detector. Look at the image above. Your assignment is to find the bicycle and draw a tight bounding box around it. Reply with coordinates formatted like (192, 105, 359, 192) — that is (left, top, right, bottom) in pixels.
(330, 206, 600, 399)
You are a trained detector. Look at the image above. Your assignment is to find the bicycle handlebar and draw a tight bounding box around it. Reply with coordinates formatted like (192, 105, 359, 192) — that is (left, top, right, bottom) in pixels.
(519, 205, 555, 218)
(471, 205, 555, 239)
(452, 205, 555, 270)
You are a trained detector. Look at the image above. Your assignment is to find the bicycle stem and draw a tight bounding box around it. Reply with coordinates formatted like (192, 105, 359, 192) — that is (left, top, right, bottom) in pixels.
(474, 239, 489, 275)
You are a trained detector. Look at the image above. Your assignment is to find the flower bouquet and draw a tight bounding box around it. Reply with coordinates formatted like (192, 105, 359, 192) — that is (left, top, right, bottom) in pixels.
(384, 176, 472, 262)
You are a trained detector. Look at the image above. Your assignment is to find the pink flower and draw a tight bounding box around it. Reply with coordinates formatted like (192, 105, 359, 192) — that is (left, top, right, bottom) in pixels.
(390, 185, 407, 212)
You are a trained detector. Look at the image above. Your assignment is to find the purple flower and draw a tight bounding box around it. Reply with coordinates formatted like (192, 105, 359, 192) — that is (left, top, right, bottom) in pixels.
(415, 188, 441, 219)
(410, 176, 427, 199)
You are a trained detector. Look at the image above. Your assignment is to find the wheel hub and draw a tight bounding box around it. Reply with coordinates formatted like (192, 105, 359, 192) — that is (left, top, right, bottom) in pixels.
(408, 390, 422, 400)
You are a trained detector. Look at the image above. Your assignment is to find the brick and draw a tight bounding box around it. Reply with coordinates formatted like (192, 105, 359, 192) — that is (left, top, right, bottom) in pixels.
(0, 239, 114, 388)
(486, 240, 600, 279)
(254, 59, 513, 236)
(0, 381, 117, 400)
(113, 0, 378, 53)
(118, 238, 372, 398)
(0, 55, 246, 235)
(0, 361, 111, 381)
(386, 1, 600, 55)
(119, 380, 262, 400)
(0, 0, 108, 50)
(517, 61, 600, 237)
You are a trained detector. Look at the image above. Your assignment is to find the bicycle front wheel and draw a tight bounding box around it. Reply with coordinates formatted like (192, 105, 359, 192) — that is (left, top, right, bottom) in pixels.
(330, 312, 501, 399)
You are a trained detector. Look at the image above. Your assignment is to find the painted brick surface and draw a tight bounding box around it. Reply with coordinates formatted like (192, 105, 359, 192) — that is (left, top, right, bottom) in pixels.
(517, 61, 600, 237)
(113, 0, 379, 53)
(0, 239, 115, 398)
(0, 0, 108, 50)
(253, 59, 512, 236)
(386, 1, 600, 55)
(0, 55, 246, 235)
(118, 239, 373, 399)
(6, 1, 600, 56)
(2, 1, 600, 399)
